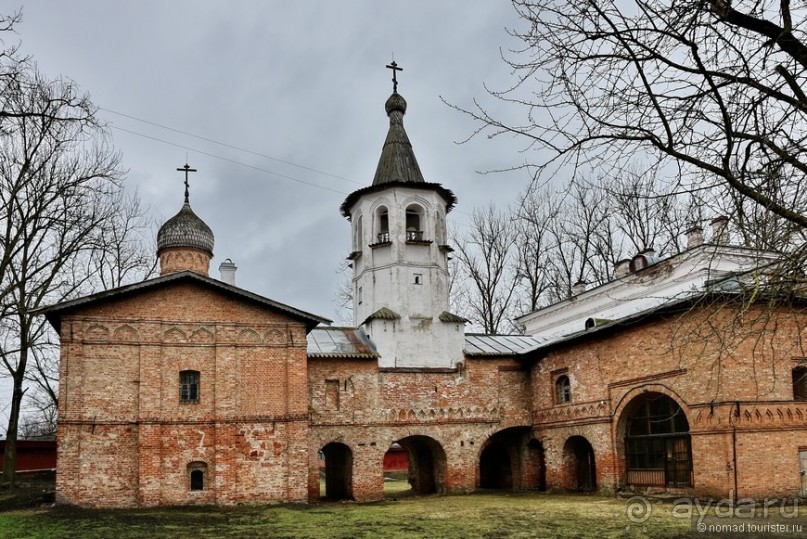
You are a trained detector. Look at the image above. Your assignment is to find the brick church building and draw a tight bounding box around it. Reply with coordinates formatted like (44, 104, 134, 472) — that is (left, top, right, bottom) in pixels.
(42, 80, 807, 507)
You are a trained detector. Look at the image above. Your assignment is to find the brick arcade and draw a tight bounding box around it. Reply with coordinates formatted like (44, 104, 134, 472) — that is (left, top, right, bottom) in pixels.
(42, 83, 807, 508)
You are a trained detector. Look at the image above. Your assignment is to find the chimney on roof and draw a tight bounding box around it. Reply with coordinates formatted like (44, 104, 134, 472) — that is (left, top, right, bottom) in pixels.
(685, 224, 704, 249)
(710, 216, 729, 245)
(572, 280, 586, 296)
(219, 258, 237, 285)
(614, 259, 631, 278)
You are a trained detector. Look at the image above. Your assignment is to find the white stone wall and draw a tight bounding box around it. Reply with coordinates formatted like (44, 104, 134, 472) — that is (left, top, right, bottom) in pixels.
(348, 185, 463, 369)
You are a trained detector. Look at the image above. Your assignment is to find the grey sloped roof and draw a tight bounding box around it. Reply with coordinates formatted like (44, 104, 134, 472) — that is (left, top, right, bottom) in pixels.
(37, 270, 330, 333)
(463, 334, 541, 357)
(372, 91, 424, 186)
(157, 202, 214, 255)
(439, 311, 468, 323)
(307, 327, 378, 359)
(361, 306, 401, 326)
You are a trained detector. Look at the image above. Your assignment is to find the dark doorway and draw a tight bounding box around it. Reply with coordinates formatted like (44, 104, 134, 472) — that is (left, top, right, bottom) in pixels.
(563, 436, 596, 491)
(478, 427, 543, 491)
(479, 442, 512, 489)
(321, 442, 353, 500)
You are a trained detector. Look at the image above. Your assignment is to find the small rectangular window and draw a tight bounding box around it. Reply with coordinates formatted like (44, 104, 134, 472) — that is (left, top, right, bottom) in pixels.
(555, 375, 571, 404)
(793, 367, 807, 401)
(180, 370, 200, 403)
(413, 273, 422, 285)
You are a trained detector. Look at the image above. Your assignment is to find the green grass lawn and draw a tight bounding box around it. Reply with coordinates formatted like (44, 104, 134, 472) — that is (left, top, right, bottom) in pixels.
(0, 488, 699, 539)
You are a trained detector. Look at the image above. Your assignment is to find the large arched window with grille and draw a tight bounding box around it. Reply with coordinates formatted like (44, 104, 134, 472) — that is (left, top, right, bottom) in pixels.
(624, 393, 692, 487)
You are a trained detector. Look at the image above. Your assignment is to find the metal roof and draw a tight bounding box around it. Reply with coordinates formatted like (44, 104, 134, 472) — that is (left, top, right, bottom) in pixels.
(307, 327, 379, 358)
(38, 270, 331, 333)
(463, 334, 541, 357)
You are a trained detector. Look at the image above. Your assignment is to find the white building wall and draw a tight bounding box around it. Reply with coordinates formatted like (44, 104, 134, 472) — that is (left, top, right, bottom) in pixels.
(348, 185, 463, 369)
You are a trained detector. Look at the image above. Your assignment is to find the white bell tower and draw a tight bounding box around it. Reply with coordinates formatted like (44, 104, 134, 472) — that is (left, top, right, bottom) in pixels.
(340, 69, 465, 369)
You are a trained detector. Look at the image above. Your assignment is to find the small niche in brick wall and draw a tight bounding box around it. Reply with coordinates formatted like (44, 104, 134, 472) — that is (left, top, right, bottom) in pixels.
(325, 379, 340, 410)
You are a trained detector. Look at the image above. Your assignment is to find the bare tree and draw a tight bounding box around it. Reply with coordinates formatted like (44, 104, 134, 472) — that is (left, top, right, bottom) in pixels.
(512, 185, 560, 313)
(457, 0, 807, 243)
(530, 182, 618, 303)
(333, 259, 354, 326)
(452, 204, 520, 334)
(0, 45, 135, 485)
(604, 168, 690, 257)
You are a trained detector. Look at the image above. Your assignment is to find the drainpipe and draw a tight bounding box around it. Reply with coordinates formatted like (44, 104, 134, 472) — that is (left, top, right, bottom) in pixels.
(732, 401, 739, 503)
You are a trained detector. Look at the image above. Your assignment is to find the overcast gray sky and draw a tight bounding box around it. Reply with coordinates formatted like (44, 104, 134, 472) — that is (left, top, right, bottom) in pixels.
(2, 2, 549, 428)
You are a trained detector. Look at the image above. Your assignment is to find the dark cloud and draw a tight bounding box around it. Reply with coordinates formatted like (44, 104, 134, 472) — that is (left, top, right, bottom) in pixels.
(1, 1, 544, 425)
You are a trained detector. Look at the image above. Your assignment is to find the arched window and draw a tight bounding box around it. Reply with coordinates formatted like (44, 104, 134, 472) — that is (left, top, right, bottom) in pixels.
(624, 393, 691, 487)
(188, 461, 207, 491)
(405, 204, 424, 241)
(555, 375, 571, 404)
(180, 370, 200, 403)
(376, 207, 389, 243)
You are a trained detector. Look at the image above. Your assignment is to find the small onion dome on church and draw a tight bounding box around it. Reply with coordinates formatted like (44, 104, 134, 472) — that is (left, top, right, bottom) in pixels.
(157, 202, 215, 256)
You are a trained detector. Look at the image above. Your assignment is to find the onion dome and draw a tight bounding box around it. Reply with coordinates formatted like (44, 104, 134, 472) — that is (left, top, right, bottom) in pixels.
(372, 90, 425, 186)
(157, 202, 214, 256)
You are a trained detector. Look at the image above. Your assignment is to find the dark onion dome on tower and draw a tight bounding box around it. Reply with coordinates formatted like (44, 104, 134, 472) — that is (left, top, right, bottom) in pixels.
(157, 201, 214, 256)
(340, 88, 457, 218)
(371, 90, 425, 186)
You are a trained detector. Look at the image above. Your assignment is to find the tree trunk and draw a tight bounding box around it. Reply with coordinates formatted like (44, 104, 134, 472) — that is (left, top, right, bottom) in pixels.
(2, 349, 26, 488)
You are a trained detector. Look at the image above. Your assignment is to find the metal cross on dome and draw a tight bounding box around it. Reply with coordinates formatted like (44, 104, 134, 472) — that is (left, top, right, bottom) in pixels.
(386, 60, 402, 93)
(177, 163, 197, 203)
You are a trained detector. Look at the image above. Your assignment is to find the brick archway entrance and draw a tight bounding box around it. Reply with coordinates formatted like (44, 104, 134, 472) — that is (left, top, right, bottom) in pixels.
(395, 435, 447, 495)
(562, 436, 596, 491)
(478, 427, 543, 490)
(321, 442, 353, 500)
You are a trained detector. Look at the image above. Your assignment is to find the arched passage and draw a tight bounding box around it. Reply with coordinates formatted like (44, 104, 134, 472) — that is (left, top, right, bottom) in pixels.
(478, 427, 544, 491)
(321, 442, 353, 500)
(480, 442, 512, 489)
(394, 435, 447, 495)
(618, 392, 692, 488)
(562, 436, 596, 491)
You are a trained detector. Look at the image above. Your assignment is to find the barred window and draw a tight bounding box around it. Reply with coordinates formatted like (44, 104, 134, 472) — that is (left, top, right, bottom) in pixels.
(555, 375, 571, 404)
(180, 370, 200, 403)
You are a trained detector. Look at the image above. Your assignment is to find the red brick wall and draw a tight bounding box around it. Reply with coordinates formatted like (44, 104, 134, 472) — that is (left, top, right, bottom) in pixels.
(532, 303, 807, 498)
(55, 284, 807, 506)
(55, 280, 310, 507)
(307, 356, 536, 501)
